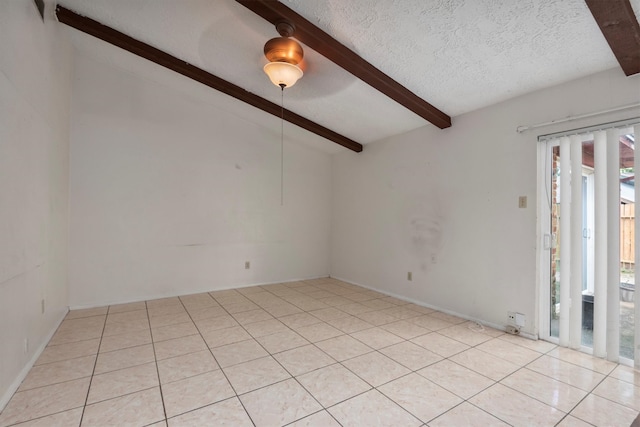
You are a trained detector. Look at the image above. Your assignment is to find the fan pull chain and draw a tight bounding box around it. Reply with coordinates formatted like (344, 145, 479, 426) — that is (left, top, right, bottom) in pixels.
(280, 86, 284, 206)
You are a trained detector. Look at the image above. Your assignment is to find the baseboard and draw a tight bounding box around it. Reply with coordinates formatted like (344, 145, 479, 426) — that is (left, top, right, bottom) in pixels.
(330, 275, 538, 341)
(68, 275, 331, 310)
(0, 309, 68, 411)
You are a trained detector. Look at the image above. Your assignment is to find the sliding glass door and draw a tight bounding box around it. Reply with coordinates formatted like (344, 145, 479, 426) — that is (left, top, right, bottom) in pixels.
(540, 123, 637, 365)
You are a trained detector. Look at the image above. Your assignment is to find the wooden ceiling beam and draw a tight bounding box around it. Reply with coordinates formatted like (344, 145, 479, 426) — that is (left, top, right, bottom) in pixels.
(236, 0, 452, 129)
(55, 6, 363, 153)
(585, 0, 640, 76)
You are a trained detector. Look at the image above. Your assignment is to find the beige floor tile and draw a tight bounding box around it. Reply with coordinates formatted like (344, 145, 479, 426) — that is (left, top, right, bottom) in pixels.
(328, 389, 421, 427)
(154, 334, 207, 360)
(288, 410, 341, 427)
(187, 305, 227, 320)
(19, 355, 95, 391)
(148, 306, 186, 319)
(355, 310, 399, 326)
(9, 407, 83, 427)
(548, 347, 618, 375)
(501, 368, 588, 412)
(264, 303, 304, 317)
(223, 356, 291, 394)
(437, 324, 494, 346)
(211, 339, 268, 368)
(240, 378, 322, 426)
(65, 307, 109, 320)
(318, 296, 354, 307)
(380, 320, 430, 340)
(593, 376, 640, 411)
(406, 314, 453, 331)
(0, 377, 90, 426)
(570, 393, 639, 426)
(309, 307, 350, 322)
(193, 315, 239, 332)
(106, 309, 148, 325)
(256, 329, 309, 354)
(94, 344, 155, 374)
(326, 315, 374, 333)
(87, 362, 158, 404)
(108, 301, 147, 313)
(149, 311, 192, 328)
(555, 414, 595, 427)
(162, 370, 235, 418)
(426, 311, 467, 324)
(151, 321, 198, 342)
(527, 355, 605, 391)
(477, 338, 543, 366)
(146, 297, 182, 309)
(297, 364, 371, 407)
(231, 309, 274, 325)
(167, 397, 252, 427)
(417, 359, 494, 399)
(294, 322, 343, 342)
(99, 329, 152, 353)
(342, 352, 411, 387)
(243, 318, 290, 338)
(470, 383, 565, 426)
(157, 350, 219, 384)
(450, 348, 520, 381)
(48, 325, 104, 346)
(379, 341, 442, 370)
(279, 313, 323, 329)
(36, 339, 100, 366)
(410, 332, 469, 357)
(273, 345, 336, 376)
(378, 372, 462, 422)
(611, 364, 640, 386)
(315, 335, 373, 362)
(429, 402, 509, 427)
(361, 299, 397, 310)
(497, 333, 557, 353)
(102, 319, 150, 338)
(339, 302, 375, 316)
(351, 327, 404, 349)
(201, 325, 252, 348)
(82, 386, 164, 426)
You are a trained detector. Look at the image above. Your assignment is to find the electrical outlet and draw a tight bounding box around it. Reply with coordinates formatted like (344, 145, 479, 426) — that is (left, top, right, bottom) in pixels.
(407, 271, 412, 281)
(41, 299, 45, 314)
(245, 261, 250, 270)
(507, 311, 516, 324)
(515, 312, 525, 327)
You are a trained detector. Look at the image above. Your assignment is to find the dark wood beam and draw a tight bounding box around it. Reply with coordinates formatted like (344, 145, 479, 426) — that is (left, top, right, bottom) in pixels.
(55, 5, 363, 153)
(236, 0, 452, 129)
(585, 0, 640, 76)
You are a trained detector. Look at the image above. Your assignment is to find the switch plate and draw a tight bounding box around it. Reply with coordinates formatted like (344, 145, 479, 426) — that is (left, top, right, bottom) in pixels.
(407, 272, 412, 281)
(245, 261, 250, 269)
(518, 196, 527, 208)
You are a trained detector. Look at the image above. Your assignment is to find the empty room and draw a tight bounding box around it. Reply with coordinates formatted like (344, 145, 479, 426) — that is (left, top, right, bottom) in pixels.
(2, 0, 640, 425)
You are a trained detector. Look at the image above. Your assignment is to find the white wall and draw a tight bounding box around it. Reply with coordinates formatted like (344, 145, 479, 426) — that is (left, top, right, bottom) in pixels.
(331, 68, 640, 336)
(0, 1, 72, 408)
(68, 52, 332, 308)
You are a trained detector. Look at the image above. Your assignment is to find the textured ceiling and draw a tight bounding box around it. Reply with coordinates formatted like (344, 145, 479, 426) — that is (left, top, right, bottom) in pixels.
(55, 0, 640, 150)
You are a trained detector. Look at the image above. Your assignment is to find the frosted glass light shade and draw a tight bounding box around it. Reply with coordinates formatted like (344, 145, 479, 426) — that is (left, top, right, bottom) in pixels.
(263, 62, 303, 88)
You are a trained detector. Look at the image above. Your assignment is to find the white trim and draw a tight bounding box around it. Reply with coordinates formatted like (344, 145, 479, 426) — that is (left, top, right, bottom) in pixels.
(331, 276, 538, 340)
(518, 105, 640, 133)
(68, 275, 331, 310)
(537, 139, 554, 342)
(0, 310, 68, 411)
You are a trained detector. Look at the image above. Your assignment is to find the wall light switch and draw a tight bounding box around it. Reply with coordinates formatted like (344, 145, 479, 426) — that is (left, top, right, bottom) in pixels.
(518, 196, 527, 209)
(245, 261, 250, 269)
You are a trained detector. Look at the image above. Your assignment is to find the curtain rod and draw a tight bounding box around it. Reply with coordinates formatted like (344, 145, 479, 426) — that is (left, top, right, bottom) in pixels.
(537, 117, 639, 141)
(517, 102, 640, 133)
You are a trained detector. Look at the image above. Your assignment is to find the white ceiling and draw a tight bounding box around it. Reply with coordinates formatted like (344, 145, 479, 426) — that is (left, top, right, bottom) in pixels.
(55, 0, 640, 150)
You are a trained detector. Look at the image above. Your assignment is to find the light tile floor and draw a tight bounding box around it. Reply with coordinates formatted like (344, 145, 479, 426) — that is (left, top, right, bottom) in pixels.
(1, 278, 638, 426)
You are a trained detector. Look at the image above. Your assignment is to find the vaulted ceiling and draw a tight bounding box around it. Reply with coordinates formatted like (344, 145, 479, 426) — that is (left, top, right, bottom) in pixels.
(54, 0, 640, 152)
